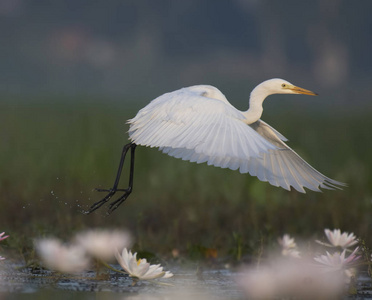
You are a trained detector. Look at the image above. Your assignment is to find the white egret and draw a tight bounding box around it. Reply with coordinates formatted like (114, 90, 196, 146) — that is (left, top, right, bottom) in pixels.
(87, 78, 345, 214)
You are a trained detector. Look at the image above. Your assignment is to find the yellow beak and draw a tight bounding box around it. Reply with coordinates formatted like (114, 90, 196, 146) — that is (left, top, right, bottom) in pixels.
(290, 85, 318, 96)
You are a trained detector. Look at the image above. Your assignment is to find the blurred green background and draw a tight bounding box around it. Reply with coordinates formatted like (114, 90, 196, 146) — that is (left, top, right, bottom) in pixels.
(0, 1, 371, 261)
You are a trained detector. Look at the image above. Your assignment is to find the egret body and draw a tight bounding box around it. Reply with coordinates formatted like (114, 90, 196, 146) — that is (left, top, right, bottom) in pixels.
(87, 78, 345, 214)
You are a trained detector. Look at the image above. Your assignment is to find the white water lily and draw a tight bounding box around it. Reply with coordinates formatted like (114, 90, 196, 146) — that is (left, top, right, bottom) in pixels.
(35, 238, 90, 274)
(75, 229, 131, 261)
(314, 247, 360, 273)
(278, 234, 300, 258)
(319, 229, 358, 248)
(116, 248, 173, 280)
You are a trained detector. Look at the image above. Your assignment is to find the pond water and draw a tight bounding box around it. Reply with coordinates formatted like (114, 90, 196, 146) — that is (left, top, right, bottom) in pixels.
(0, 263, 372, 299)
(0, 263, 243, 300)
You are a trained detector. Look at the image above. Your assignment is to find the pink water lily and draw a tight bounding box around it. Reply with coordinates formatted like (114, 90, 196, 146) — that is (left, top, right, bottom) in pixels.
(116, 248, 173, 280)
(314, 247, 361, 272)
(322, 229, 358, 248)
(0, 232, 9, 260)
(0, 232, 9, 242)
(238, 258, 344, 299)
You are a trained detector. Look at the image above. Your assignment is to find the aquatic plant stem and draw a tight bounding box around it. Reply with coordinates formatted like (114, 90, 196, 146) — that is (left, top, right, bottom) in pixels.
(99, 260, 127, 274)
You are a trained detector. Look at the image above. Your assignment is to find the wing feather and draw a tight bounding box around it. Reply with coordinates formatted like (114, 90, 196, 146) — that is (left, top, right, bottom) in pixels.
(248, 120, 345, 192)
(274, 153, 291, 191)
(128, 86, 277, 169)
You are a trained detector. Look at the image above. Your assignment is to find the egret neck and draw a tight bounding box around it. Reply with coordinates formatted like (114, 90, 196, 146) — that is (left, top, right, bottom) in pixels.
(242, 83, 271, 124)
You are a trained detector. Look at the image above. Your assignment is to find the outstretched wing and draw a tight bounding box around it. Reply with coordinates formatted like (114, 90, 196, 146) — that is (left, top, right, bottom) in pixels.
(248, 120, 346, 192)
(128, 85, 277, 169)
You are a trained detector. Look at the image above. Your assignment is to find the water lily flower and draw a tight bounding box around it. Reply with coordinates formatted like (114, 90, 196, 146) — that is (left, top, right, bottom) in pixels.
(278, 234, 301, 258)
(0, 232, 9, 242)
(35, 238, 90, 274)
(0, 232, 9, 260)
(317, 229, 358, 249)
(237, 258, 343, 299)
(314, 247, 361, 274)
(237, 265, 277, 299)
(75, 229, 131, 261)
(116, 248, 173, 280)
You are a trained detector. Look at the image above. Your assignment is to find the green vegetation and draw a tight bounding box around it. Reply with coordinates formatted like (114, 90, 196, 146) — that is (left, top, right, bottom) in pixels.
(0, 96, 371, 262)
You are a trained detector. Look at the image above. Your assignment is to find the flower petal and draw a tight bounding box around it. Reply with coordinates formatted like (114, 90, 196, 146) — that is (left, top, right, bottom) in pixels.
(115, 250, 131, 274)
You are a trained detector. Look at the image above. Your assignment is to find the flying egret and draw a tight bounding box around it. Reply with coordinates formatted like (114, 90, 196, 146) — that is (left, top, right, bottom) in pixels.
(87, 78, 345, 214)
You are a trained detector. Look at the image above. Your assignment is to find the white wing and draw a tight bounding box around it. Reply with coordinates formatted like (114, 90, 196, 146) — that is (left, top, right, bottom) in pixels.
(248, 120, 346, 192)
(128, 85, 277, 169)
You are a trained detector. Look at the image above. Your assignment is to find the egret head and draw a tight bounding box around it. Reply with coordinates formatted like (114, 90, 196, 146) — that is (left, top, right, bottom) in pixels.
(260, 78, 318, 96)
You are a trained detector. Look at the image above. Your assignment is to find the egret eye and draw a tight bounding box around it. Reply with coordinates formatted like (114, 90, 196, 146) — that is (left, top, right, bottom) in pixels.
(281, 83, 286, 88)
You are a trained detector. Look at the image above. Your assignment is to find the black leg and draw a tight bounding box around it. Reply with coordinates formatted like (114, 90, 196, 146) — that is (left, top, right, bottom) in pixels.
(106, 144, 136, 214)
(85, 142, 137, 214)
